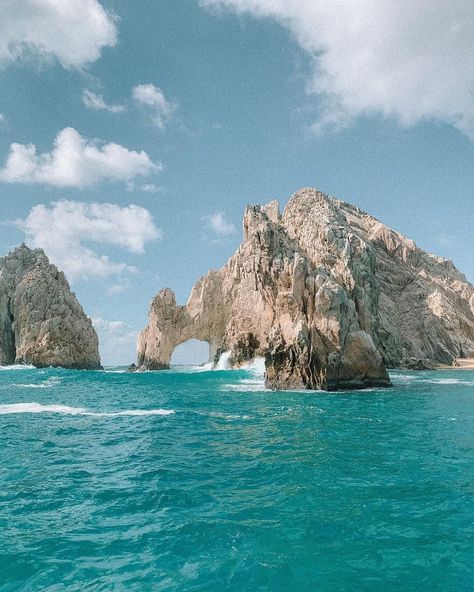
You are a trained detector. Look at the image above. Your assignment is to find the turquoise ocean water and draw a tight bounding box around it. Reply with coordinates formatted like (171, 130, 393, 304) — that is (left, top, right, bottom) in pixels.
(0, 363, 473, 591)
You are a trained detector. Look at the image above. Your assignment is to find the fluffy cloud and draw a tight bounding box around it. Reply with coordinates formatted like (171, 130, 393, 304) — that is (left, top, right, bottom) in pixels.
(17, 200, 161, 280)
(82, 90, 125, 113)
(126, 181, 162, 193)
(132, 84, 176, 128)
(0, 0, 117, 68)
(207, 212, 236, 236)
(140, 183, 162, 193)
(0, 127, 160, 187)
(202, 0, 474, 139)
(92, 318, 138, 366)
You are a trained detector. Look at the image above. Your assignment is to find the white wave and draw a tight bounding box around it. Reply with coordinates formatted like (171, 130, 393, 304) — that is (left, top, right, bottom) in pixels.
(12, 377, 61, 389)
(216, 351, 232, 370)
(223, 378, 269, 392)
(182, 354, 266, 376)
(390, 373, 418, 382)
(0, 403, 175, 417)
(208, 411, 252, 420)
(184, 362, 214, 373)
(184, 352, 233, 373)
(105, 409, 175, 416)
(431, 378, 462, 384)
(221, 357, 267, 391)
(0, 364, 36, 371)
(13, 383, 48, 389)
(420, 378, 474, 385)
(242, 356, 266, 375)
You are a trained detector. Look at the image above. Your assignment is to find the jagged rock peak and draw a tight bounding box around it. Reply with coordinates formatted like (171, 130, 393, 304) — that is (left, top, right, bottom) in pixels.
(0, 244, 101, 369)
(137, 187, 474, 390)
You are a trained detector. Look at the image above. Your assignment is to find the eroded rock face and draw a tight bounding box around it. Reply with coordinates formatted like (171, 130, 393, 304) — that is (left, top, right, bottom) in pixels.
(0, 245, 101, 369)
(137, 188, 474, 390)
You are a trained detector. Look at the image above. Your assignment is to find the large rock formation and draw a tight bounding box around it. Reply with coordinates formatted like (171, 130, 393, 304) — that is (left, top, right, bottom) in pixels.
(137, 188, 474, 390)
(0, 245, 101, 369)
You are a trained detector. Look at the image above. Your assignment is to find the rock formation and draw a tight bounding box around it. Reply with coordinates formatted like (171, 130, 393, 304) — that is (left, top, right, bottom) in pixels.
(137, 188, 474, 390)
(0, 245, 101, 369)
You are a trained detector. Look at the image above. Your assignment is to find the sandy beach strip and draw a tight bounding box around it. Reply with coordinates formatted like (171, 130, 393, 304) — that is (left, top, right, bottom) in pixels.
(435, 358, 474, 370)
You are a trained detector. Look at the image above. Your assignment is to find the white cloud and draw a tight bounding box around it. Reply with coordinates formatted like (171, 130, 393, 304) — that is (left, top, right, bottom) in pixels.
(0, 127, 160, 187)
(92, 317, 138, 366)
(107, 283, 128, 295)
(207, 212, 236, 236)
(126, 181, 162, 193)
(141, 183, 162, 193)
(202, 0, 474, 140)
(82, 90, 125, 113)
(17, 200, 161, 281)
(0, 0, 117, 68)
(132, 84, 176, 128)
(0, 114, 5, 124)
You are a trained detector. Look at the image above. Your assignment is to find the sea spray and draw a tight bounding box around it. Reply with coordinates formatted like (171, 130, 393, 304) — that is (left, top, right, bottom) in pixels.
(215, 351, 232, 370)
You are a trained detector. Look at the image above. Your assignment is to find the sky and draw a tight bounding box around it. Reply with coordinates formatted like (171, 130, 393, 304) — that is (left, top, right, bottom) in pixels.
(0, 0, 473, 365)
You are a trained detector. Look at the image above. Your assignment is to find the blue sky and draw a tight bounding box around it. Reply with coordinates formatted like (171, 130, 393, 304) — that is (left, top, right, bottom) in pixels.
(0, 0, 473, 365)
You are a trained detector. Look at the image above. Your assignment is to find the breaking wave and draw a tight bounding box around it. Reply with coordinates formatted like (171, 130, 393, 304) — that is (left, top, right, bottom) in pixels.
(0, 364, 36, 371)
(241, 356, 266, 375)
(12, 377, 62, 389)
(216, 351, 232, 370)
(184, 362, 214, 373)
(223, 380, 269, 392)
(421, 377, 474, 386)
(185, 352, 231, 372)
(389, 372, 474, 387)
(0, 403, 175, 417)
(178, 355, 267, 378)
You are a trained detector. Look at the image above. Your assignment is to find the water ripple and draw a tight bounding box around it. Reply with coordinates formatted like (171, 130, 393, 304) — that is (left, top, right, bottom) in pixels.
(0, 367, 473, 590)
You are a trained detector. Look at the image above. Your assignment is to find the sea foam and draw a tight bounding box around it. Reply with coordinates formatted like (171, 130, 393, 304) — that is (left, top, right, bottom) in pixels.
(0, 364, 36, 371)
(223, 379, 269, 392)
(12, 377, 62, 389)
(222, 357, 267, 392)
(242, 356, 266, 375)
(216, 351, 232, 370)
(0, 403, 175, 417)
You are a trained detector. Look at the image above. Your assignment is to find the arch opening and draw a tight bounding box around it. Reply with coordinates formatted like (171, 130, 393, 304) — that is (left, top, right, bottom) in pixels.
(170, 339, 210, 367)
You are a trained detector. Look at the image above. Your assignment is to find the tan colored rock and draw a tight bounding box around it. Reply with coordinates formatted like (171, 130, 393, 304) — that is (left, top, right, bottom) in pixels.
(0, 245, 101, 369)
(137, 188, 474, 390)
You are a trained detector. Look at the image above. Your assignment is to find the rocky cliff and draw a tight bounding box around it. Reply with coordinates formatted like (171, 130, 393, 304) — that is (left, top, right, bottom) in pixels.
(0, 245, 101, 369)
(137, 188, 474, 390)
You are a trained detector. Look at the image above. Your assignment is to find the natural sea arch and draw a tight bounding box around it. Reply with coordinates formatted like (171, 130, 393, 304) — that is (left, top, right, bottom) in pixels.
(170, 339, 210, 367)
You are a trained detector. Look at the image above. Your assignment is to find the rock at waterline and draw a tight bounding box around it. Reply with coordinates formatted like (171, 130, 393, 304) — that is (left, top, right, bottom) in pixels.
(0, 244, 101, 369)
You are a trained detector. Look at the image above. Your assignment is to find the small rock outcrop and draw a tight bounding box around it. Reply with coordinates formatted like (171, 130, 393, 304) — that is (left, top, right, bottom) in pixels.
(137, 188, 474, 390)
(0, 245, 101, 369)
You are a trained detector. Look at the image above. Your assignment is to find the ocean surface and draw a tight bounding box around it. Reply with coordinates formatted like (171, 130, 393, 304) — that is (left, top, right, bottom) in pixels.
(0, 362, 473, 591)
